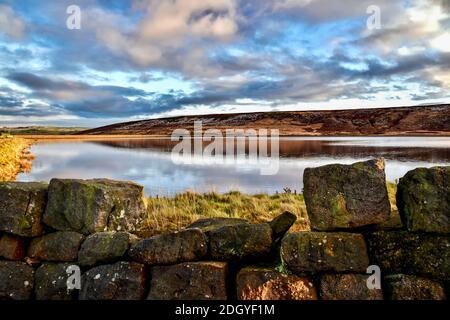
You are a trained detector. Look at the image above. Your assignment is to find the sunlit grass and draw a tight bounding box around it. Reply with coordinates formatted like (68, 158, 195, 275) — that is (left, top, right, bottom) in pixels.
(0, 126, 87, 135)
(138, 191, 310, 237)
(138, 182, 399, 237)
(0, 135, 33, 181)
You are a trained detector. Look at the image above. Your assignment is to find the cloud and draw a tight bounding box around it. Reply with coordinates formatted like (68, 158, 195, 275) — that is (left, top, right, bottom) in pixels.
(0, 5, 26, 40)
(357, 0, 449, 55)
(431, 32, 450, 52)
(94, 0, 239, 70)
(7, 72, 150, 100)
(0, 86, 67, 117)
(6, 72, 158, 117)
(0, 0, 449, 125)
(271, 0, 402, 22)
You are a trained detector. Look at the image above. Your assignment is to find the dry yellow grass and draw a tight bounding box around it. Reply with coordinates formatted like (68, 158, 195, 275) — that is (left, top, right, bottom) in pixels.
(138, 183, 399, 237)
(138, 191, 310, 237)
(0, 136, 33, 181)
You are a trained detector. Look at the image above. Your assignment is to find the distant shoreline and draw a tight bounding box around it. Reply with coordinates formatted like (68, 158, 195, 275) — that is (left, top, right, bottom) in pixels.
(17, 133, 450, 141)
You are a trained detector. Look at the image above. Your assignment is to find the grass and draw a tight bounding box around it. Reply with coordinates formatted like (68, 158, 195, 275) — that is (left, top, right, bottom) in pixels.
(382, 182, 402, 228)
(138, 191, 310, 237)
(138, 182, 399, 237)
(0, 126, 88, 136)
(0, 135, 33, 181)
(386, 182, 398, 215)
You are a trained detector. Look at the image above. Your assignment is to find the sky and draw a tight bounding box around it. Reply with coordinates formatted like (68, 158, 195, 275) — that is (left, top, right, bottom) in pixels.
(0, 0, 449, 127)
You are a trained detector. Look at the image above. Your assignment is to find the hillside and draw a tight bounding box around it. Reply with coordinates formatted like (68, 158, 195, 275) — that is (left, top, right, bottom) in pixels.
(82, 105, 450, 136)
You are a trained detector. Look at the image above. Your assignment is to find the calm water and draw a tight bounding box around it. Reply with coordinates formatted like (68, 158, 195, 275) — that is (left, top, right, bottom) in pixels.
(17, 137, 450, 196)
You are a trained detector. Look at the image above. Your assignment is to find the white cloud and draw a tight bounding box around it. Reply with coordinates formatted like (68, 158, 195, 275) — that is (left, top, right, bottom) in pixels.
(397, 46, 426, 56)
(406, 0, 447, 32)
(359, 0, 450, 56)
(95, 0, 239, 69)
(430, 32, 450, 53)
(273, 0, 313, 10)
(139, 0, 238, 40)
(0, 5, 26, 40)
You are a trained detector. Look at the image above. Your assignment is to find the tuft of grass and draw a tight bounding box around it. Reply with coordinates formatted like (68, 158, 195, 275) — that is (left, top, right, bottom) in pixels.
(386, 182, 398, 214)
(138, 191, 310, 237)
(275, 261, 292, 275)
(382, 181, 403, 228)
(0, 135, 33, 181)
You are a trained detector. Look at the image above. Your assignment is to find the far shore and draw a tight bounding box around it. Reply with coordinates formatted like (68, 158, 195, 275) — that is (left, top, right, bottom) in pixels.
(16, 132, 450, 141)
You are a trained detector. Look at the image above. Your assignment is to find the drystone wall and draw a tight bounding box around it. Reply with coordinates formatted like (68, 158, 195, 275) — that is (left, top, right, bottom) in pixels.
(0, 159, 448, 300)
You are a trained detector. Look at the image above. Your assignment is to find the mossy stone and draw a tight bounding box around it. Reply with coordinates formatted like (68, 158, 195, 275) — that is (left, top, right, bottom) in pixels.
(303, 159, 391, 230)
(28, 231, 85, 262)
(269, 211, 297, 242)
(148, 262, 227, 300)
(281, 232, 369, 273)
(366, 231, 450, 280)
(0, 182, 47, 237)
(129, 228, 207, 265)
(384, 274, 446, 300)
(0, 261, 34, 300)
(209, 223, 272, 261)
(320, 274, 383, 300)
(79, 261, 146, 300)
(43, 179, 147, 235)
(187, 218, 249, 234)
(397, 166, 450, 233)
(35, 263, 77, 300)
(78, 231, 137, 266)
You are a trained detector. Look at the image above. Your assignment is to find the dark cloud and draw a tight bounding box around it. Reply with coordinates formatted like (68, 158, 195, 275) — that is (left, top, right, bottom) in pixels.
(0, 86, 66, 117)
(11, 72, 152, 100)
(5, 72, 161, 117)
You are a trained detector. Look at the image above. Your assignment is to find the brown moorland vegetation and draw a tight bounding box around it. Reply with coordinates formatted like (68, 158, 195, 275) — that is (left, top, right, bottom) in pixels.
(82, 105, 450, 136)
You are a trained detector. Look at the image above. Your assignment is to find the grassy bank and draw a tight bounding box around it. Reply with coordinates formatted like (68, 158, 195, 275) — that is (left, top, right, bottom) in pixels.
(139, 191, 309, 237)
(0, 136, 33, 181)
(139, 183, 399, 237)
(0, 126, 88, 135)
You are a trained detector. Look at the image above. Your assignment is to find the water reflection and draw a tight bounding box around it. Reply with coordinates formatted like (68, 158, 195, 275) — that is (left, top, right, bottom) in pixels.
(17, 137, 450, 196)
